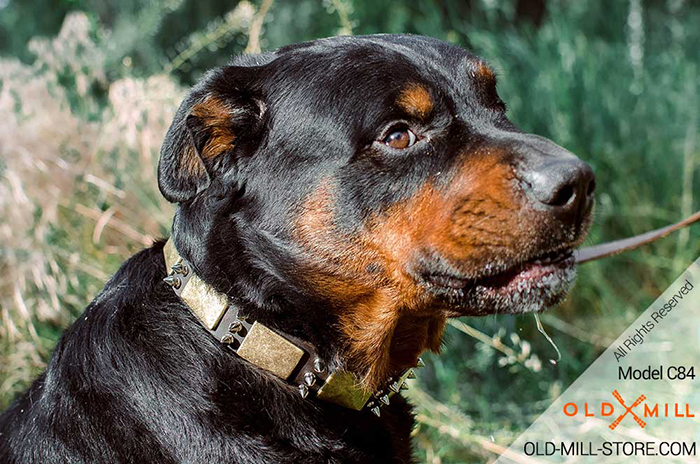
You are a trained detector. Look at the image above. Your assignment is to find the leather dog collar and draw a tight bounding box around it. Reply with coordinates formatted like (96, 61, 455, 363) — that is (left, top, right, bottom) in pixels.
(575, 210, 700, 263)
(162, 238, 416, 415)
(161, 209, 699, 411)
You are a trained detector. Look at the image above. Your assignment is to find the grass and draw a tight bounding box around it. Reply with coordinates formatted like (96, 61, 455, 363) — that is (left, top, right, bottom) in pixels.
(1, 1, 698, 462)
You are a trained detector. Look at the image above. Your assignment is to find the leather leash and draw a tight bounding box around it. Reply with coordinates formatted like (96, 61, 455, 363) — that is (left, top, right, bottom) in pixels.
(574, 210, 700, 264)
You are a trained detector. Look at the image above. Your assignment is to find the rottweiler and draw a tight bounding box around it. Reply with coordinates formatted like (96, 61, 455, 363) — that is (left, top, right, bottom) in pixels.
(0, 34, 594, 463)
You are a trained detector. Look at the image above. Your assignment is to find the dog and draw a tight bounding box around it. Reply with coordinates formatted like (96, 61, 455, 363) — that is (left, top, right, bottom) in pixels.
(0, 34, 595, 463)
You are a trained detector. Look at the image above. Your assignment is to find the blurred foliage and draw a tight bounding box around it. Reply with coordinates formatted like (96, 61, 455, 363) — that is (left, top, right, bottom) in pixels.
(1, 0, 698, 462)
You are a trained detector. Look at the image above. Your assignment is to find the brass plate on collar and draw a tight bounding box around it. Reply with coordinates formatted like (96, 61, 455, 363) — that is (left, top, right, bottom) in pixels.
(237, 322, 304, 380)
(317, 371, 371, 410)
(163, 239, 180, 269)
(164, 239, 228, 330)
(180, 274, 229, 330)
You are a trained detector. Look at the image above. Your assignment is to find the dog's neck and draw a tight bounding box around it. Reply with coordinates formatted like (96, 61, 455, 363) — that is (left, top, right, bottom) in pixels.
(162, 238, 418, 416)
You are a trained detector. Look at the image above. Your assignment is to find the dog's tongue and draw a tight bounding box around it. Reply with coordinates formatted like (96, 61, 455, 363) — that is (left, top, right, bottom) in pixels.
(575, 210, 700, 264)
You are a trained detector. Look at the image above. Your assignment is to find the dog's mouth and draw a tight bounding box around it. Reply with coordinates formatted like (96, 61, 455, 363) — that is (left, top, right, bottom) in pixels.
(422, 247, 576, 315)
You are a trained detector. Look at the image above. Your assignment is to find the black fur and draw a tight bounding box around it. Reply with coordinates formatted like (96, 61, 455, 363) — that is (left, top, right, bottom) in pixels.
(0, 245, 413, 463)
(0, 34, 594, 463)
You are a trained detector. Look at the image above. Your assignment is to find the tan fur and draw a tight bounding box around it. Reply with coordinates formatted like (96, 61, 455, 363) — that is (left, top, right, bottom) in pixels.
(293, 151, 533, 390)
(178, 145, 207, 179)
(475, 62, 496, 82)
(190, 96, 236, 159)
(397, 84, 433, 119)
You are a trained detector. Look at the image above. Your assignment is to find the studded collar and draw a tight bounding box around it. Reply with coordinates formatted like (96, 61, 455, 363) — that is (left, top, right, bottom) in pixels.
(162, 238, 418, 415)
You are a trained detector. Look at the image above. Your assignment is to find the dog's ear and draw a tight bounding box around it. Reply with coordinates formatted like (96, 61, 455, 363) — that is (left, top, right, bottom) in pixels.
(158, 66, 264, 203)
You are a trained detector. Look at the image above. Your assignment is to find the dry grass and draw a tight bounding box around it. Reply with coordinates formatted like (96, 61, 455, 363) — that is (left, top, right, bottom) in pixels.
(2, 3, 697, 462)
(0, 0, 262, 406)
(0, 10, 521, 459)
(0, 12, 182, 406)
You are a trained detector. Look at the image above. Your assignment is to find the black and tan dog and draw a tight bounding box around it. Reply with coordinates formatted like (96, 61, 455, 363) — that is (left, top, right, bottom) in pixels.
(0, 34, 595, 463)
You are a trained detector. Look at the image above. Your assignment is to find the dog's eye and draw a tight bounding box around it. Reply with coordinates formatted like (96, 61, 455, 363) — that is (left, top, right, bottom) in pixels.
(382, 128, 417, 149)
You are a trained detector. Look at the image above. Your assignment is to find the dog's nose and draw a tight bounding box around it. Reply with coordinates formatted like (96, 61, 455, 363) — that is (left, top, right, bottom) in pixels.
(512, 134, 596, 220)
(524, 158, 595, 212)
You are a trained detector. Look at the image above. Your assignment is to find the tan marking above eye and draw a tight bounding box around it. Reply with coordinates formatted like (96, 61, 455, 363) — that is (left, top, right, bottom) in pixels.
(397, 84, 433, 118)
(383, 128, 417, 149)
(473, 61, 496, 83)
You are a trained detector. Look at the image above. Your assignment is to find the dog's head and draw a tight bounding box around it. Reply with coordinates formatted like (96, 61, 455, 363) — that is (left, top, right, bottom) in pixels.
(158, 34, 595, 388)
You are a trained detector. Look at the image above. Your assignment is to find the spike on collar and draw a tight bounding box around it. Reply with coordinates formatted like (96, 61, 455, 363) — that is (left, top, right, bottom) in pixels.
(162, 238, 419, 412)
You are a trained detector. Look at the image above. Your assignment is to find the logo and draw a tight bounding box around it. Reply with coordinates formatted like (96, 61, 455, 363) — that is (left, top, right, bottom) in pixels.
(609, 390, 645, 430)
(563, 390, 693, 429)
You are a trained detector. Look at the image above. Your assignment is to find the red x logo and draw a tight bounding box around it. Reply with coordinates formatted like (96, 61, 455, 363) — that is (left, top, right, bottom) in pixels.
(609, 390, 646, 430)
